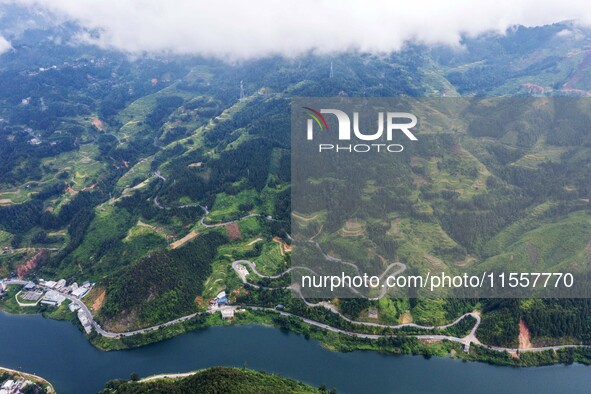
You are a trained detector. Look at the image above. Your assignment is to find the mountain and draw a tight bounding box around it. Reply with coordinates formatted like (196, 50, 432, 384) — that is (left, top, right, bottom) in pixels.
(1, 3, 591, 351)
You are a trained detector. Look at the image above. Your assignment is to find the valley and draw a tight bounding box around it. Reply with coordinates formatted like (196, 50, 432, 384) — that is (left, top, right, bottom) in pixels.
(2, 4, 591, 371)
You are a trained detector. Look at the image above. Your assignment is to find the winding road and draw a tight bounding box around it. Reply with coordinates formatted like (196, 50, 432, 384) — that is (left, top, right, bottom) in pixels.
(4, 276, 588, 354)
(4, 211, 591, 356)
(230, 261, 591, 354)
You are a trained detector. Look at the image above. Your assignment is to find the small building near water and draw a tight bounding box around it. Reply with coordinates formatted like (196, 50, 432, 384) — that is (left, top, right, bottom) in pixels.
(221, 308, 234, 319)
(77, 310, 92, 334)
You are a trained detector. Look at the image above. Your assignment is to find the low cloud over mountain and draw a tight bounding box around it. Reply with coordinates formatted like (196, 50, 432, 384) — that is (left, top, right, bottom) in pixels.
(4, 0, 591, 59)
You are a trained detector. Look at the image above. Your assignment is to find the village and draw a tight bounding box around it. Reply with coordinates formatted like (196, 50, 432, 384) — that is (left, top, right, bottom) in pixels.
(1, 376, 40, 394)
(0, 366, 53, 394)
(0, 277, 95, 334)
(1, 276, 241, 339)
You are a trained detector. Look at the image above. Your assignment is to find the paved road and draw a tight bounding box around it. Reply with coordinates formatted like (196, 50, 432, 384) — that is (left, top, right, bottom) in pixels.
(4, 210, 590, 355)
(140, 370, 197, 382)
(5, 278, 590, 354)
(248, 306, 474, 347)
(4, 279, 198, 339)
(230, 261, 481, 350)
(230, 260, 591, 354)
(200, 210, 262, 228)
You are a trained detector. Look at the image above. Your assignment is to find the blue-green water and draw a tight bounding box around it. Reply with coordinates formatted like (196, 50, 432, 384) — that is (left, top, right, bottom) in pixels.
(0, 312, 590, 393)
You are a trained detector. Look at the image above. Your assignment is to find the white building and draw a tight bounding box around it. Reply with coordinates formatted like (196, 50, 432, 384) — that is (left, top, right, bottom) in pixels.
(78, 310, 92, 334)
(71, 286, 89, 298)
(42, 290, 66, 307)
(221, 308, 234, 319)
(216, 290, 226, 300)
(44, 280, 57, 289)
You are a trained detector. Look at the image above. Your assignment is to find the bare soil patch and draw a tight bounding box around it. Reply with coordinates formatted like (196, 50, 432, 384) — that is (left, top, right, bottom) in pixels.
(170, 230, 200, 249)
(17, 249, 49, 278)
(225, 222, 241, 240)
(273, 236, 293, 255)
(400, 311, 413, 324)
(247, 238, 262, 246)
(519, 319, 532, 350)
(92, 288, 106, 311)
(91, 118, 105, 131)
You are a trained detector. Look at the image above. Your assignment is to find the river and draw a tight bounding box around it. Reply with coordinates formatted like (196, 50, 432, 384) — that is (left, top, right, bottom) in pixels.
(0, 312, 590, 393)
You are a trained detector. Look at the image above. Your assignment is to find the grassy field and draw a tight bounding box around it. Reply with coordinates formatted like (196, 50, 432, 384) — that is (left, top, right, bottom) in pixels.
(115, 157, 154, 191)
(254, 241, 287, 276)
(483, 202, 555, 256)
(207, 189, 258, 223)
(512, 136, 570, 169)
(115, 84, 195, 141)
(480, 211, 591, 272)
(418, 149, 490, 200)
(61, 205, 135, 277)
(0, 230, 11, 246)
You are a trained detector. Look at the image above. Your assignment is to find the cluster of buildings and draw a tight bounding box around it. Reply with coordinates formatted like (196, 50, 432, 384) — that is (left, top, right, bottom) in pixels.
(16, 279, 93, 308)
(0, 377, 39, 394)
(19, 56, 108, 78)
(76, 309, 92, 334)
(66, 300, 92, 334)
(208, 290, 235, 319)
(41, 279, 95, 334)
(39, 279, 92, 299)
(209, 290, 228, 308)
(16, 279, 95, 334)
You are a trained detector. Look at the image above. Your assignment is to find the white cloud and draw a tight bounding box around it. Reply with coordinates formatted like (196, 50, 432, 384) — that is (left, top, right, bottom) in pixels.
(5, 0, 591, 60)
(0, 35, 11, 54)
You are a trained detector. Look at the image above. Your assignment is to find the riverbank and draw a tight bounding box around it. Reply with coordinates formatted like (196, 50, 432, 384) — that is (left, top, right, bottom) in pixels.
(3, 293, 591, 368)
(2, 281, 591, 367)
(3, 210, 590, 367)
(2, 312, 591, 394)
(0, 366, 55, 393)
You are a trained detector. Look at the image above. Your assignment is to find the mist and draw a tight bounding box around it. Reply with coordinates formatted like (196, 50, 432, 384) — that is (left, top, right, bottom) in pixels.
(5, 0, 591, 59)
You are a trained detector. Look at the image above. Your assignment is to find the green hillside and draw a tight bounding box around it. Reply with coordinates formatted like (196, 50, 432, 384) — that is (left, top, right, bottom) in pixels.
(100, 367, 325, 394)
(1, 13, 591, 353)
